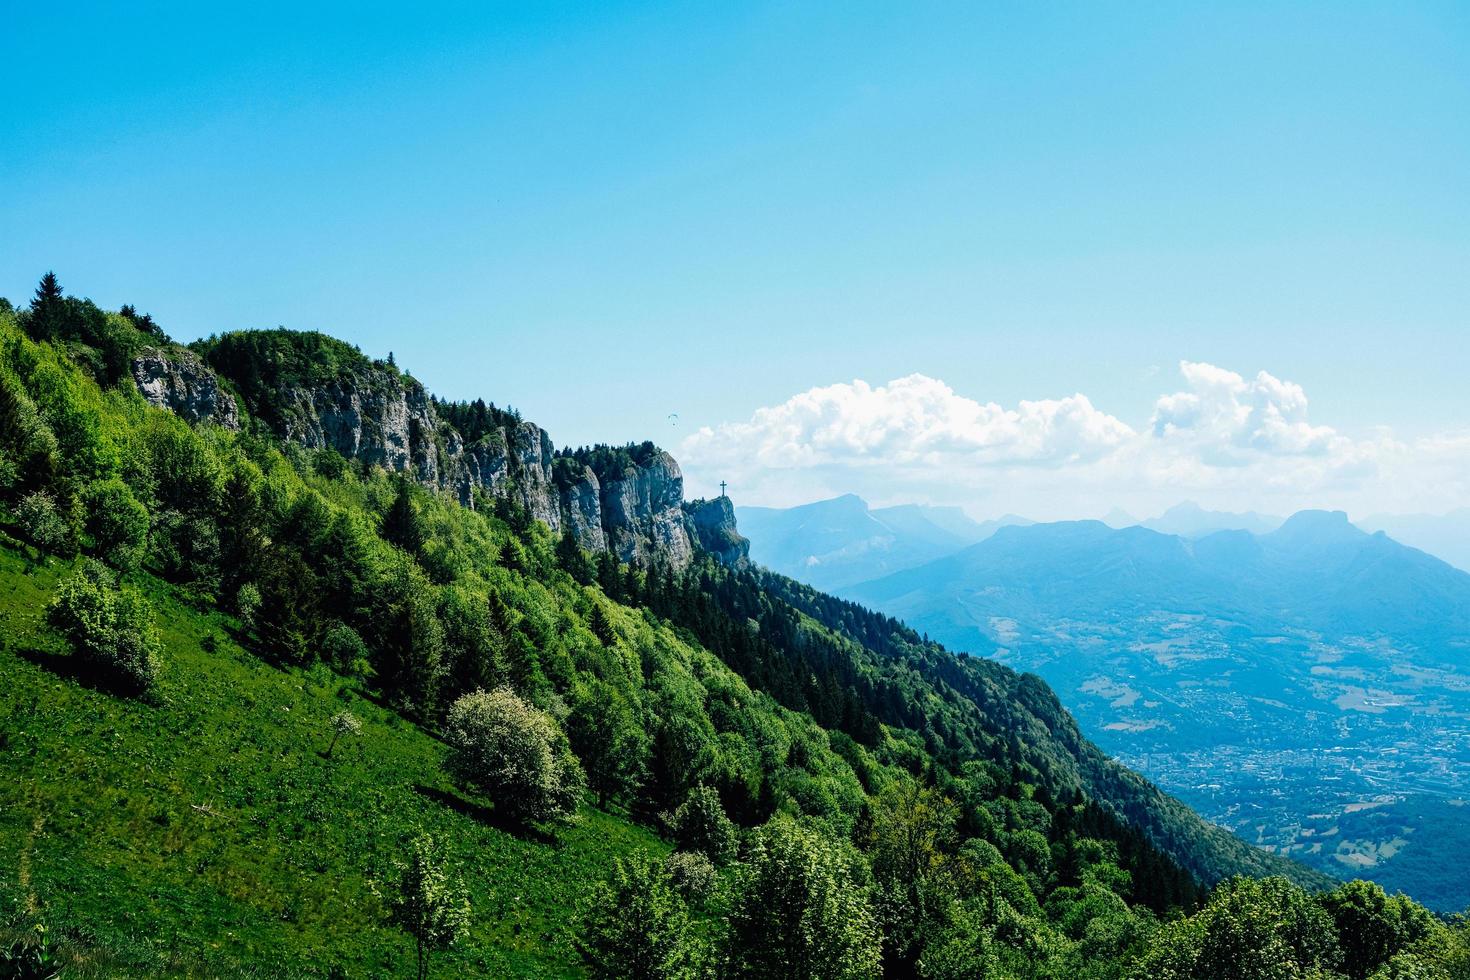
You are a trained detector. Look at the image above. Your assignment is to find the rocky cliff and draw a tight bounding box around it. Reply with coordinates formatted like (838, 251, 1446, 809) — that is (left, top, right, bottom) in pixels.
(175, 328, 734, 570)
(130, 347, 241, 430)
(684, 496, 750, 570)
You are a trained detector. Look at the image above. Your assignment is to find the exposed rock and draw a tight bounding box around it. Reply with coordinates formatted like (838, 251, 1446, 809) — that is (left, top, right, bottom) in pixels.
(449, 429, 511, 504)
(278, 375, 439, 484)
(509, 422, 561, 532)
(175, 329, 748, 570)
(684, 496, 750, 570)
(130, 347, 240, 430)
(600, 451, 694, 569)
(559, 466, 606, 552)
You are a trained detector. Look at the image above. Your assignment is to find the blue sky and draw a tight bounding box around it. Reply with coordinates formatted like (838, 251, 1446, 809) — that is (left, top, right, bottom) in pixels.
(3, 2, 1467, 516)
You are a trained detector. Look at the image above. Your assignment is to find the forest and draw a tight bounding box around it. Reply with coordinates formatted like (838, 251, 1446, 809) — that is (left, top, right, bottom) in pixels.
(1, 276, 1468, 978)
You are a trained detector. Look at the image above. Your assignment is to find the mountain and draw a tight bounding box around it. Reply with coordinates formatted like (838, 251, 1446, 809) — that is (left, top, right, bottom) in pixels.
(3, 286, 1374, 977)
(846, 513, 1470, 910)
(1100, 507, 1139, 529)
(736, 494, 1029, 591)
(1361, 508, 1470, 573)
(1141, 500, 1283, 538)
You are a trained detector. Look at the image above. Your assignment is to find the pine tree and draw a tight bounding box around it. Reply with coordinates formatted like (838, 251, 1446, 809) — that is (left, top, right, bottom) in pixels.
(588, 603, 616, 647)
(29, 271, 64, 340)
(382, 479, 426, 556)
(557, 530, 593, 585)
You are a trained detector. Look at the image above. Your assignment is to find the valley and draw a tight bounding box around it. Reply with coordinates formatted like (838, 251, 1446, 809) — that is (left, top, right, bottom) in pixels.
(748, 497, 1470, 912)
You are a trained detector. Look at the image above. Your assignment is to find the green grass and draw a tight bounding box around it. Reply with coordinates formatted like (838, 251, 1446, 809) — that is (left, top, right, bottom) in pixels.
(0, 542, 666, 978)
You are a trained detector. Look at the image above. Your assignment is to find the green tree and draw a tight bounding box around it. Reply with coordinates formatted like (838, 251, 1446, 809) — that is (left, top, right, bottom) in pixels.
(28, 272, 64, 341)
(1321, 880, 1434, 980)
(388, 832, 470, 980)
(588, 602, 616, 647)
(556, 530, 593, 585)
(47, 559, 163, 692)
(438, 584, 499, 700)
(444, 687, 585, 824)
(725, 816, 882, 980)
(566, 679, 650, 807)
(16, 489, 72, 554)
(576, 853, 699, 979)
(1135, 876, 1341, 980)
(669, 783, 739, 866)
(0, 366, 59, 496)
(382, 477, 426, 556)
(870, 780, 960, 974)
(82, 477, 149, 570)
(368, 558, 445, 716)
(917, 900, 996, 980)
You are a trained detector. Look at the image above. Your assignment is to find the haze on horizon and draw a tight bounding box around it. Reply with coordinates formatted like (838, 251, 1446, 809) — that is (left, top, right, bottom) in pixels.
(3, 2, 1466, 519)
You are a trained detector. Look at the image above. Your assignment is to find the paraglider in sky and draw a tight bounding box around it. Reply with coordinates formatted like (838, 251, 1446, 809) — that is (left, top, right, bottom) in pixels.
(667, 413, 679, 426)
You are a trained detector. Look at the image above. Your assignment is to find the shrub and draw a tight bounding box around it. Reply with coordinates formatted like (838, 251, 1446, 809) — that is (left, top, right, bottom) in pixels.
(669, 784, 739, 866)
(17, 490, 71, 553)
(82, 477, 149, 570)
(725, 816, 882, 979)
(444, 687, 585, 824)
(235, 582, 262, 629)
(326, 709, 362, 758)
(321, 621, 370, 676)
(576, 853, 700, 979)
(665, 851, 717, 904)
(46, 559, 163, 692)
(388, 832, 470, 980)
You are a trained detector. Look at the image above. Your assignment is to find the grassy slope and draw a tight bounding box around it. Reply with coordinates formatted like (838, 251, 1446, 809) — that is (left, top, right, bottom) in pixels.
(0, 541, 665, 979)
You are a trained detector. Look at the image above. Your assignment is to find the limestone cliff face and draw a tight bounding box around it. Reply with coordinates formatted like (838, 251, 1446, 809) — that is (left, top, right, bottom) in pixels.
(559, 465, 606, 553)
(598, 451, 694, 568)
(684, 496, 750, 570)
(174, 329, 742, 570)
(278, 376, 440, 484)
(130, 347, 240, 430)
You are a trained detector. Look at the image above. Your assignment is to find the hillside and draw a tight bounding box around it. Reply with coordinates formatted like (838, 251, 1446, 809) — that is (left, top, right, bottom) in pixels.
(846, 516, 1470, 911)
(0, 544, 669, 977)
(6, 279, 1462, 980)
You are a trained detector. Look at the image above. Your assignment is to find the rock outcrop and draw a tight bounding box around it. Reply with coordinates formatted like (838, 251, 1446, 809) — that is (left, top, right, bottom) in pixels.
(278, 376, 440, 484)
(558, 465, 606, 552)
(684, 496, 750, 570)
(130, 347, 240, 430)
(169, 329, 742, 570)
(598, 451, 694, 568)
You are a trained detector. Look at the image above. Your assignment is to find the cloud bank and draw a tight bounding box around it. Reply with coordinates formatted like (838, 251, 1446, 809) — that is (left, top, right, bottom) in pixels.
(679, 362, 1463, 519)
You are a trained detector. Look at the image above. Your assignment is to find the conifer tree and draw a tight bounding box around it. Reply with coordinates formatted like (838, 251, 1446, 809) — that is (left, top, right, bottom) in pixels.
(29, 271, 64, 340)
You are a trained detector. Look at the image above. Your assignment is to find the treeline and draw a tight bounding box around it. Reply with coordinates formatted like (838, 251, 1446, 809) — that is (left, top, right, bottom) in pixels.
(556, 439, 665, 484)
(432, 396, 522, 445)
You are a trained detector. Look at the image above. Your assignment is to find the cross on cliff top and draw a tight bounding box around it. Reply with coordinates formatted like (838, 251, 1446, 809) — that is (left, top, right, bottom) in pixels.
(719, 481, 727, 498)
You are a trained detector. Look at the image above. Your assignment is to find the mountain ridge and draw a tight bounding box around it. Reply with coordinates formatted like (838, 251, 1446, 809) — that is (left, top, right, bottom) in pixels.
(842, 513, 1470, 909)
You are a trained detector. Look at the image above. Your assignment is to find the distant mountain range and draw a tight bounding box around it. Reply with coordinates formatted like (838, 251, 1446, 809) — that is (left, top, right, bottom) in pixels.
(735, 494, 1030, 592)
(1139, 501, 1283, 538)
(741, 497, 1470, 911)
(1359, 508, 1470, 573)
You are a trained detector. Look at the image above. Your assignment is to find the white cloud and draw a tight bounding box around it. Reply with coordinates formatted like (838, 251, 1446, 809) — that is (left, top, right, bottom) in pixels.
(679, 362, 1464, 519)
(680, 373, 1134, 471)
(1150, 361, 1343, 462)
